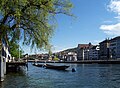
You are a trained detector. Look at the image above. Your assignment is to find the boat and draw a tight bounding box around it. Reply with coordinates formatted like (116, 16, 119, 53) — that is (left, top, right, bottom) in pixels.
(32, 63, 44, 67)
(44, 64, 69, 70)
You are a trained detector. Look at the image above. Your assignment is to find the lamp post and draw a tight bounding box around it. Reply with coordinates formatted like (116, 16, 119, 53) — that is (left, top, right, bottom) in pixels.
(19, 44, 20, 61)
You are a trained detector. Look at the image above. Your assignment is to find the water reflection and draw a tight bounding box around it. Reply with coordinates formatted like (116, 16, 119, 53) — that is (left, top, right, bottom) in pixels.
(1, 63, 120, 88)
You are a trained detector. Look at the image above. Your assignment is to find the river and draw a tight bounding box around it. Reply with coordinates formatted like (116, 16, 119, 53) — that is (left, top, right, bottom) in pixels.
(0, 63, 120, 88)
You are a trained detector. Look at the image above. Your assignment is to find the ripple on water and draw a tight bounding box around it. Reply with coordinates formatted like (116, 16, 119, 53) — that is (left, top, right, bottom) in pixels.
(1, 63, 120, 88)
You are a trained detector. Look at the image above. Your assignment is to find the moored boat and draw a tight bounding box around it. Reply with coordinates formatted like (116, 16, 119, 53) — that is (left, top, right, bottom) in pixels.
(44, 64, 69, 70)
(32, 63, 44, 67)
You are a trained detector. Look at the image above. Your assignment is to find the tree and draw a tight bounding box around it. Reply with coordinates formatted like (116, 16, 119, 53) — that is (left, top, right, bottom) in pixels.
(8, 41, 24, 58)
(0, 0, 73, 51)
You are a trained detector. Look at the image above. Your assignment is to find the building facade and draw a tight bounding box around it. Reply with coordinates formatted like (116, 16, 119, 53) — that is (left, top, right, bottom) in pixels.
(77, 43, 93, 60)
(89, 45, 100, 60)
(109, 36, 120, 59)
(99, 39, 110, 60)
(99, 37, 120, 60)
(66, 52, 77, 61)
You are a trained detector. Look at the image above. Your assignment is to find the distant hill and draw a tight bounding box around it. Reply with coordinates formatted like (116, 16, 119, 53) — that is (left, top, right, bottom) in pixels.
(60, 47, 77, 54)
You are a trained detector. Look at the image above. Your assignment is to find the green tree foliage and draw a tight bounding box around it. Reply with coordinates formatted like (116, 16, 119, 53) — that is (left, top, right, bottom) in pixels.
(0, 0, 73, 51)
(53, 56, 59, 61)
(8, 41, 24, 58)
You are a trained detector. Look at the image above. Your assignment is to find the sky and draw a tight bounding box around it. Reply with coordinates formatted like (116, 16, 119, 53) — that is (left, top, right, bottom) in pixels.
(22, 0, 120, 55)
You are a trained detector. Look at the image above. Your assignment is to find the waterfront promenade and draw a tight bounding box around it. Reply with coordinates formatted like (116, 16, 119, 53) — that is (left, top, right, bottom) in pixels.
(28, 59, 120, 64)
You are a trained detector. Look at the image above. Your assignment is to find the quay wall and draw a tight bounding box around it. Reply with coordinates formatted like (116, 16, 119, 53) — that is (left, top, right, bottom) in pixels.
(28, 60, 120, 64)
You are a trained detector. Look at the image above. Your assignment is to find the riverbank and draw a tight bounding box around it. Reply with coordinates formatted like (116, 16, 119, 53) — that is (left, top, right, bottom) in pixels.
(28, 59, 120, 64)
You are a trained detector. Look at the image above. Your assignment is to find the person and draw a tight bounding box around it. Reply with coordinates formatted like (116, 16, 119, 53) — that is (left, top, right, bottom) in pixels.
(72, 68, 76, 72)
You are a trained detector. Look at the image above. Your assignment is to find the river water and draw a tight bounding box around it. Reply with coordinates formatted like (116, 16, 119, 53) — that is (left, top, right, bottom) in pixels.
(0, 63, 120, 88)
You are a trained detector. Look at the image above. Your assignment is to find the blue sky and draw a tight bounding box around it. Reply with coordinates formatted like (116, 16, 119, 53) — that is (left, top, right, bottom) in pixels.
(22, 0, 120, 54)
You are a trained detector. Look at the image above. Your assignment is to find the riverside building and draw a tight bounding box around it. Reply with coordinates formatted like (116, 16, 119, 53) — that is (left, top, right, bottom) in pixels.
(109, 36, 120, 59)
(89, 45, 100, 60)
(77, 43, 93, 60)
(99, 36, 120, 60)
(99, 39, 110, 60)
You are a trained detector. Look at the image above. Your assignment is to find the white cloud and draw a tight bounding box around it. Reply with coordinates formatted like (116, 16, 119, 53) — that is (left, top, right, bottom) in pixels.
(100, 23, 120, 35)
(92, 40, 104, 45)
(114, 16, 120, 19)
(102, 20, 113, 24)
(100, 0, 120, 36)
(108, 0, 120, 19)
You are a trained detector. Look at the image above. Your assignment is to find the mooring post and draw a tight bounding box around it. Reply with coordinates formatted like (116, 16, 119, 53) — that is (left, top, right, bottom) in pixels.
(0, 56, 4, 81)
(0, 39, 4, 81)
(3, 57, 6, 75)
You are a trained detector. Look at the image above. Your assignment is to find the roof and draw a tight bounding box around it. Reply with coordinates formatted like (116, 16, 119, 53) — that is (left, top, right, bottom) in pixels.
(99, 39, 109, 44)
(78, 43, 93, 49)
(110, 36, 120, 41)
(91, 45, 99, 49)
